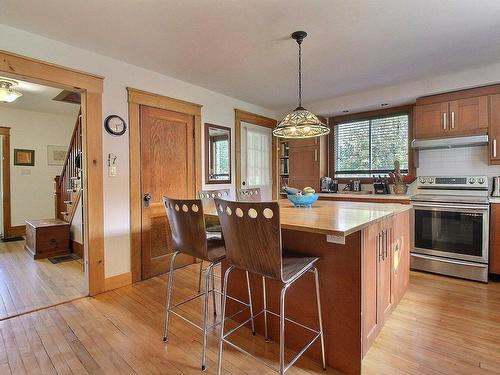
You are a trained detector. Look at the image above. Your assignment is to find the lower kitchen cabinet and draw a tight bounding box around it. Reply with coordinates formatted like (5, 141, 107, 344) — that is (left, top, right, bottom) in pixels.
(489, 203, 500, 274)
(362, 211, 410, 356)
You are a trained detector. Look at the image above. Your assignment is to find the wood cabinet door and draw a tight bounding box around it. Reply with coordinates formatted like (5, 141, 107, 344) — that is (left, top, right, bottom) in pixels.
(449, 96, 488, 136)
(287, 137, 319, 148)
(140, 105, 195, 280)
(489, 95, 500, 164)
(362, 221, 381, 356)
(415, 102, 449, 139)
(391, 211, 410, 305)
(490, 204, 500, 275)
(378, 221, 393, 323)
(288, 145, 320, 191)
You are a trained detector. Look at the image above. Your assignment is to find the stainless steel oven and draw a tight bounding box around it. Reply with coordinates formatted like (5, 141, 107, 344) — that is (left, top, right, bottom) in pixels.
(410, 176, 489, 282)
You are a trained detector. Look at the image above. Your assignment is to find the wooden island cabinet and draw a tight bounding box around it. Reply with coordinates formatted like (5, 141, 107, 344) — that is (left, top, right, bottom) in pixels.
(214, 200, 411, 375)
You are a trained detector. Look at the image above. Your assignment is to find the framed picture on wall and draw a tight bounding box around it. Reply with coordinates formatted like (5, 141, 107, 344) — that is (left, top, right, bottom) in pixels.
(13, 149, 35, 166)
(47, 145, 67, 166)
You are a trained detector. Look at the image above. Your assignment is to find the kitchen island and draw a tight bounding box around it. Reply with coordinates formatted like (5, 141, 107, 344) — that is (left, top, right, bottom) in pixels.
(209, 200, 411, 375)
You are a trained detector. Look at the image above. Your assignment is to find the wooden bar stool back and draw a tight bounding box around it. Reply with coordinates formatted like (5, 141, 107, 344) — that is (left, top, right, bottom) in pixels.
(237, 187, 261, 202)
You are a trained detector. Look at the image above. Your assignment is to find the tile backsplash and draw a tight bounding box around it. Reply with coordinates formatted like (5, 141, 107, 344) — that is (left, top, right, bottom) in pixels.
(417, 146, 500, 178)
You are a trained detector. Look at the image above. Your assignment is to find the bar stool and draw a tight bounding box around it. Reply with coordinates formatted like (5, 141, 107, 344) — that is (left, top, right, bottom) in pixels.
(237, 187, 261, 202)
(214, 198, 326, 375)
(197, 189, 231, 291)
(162, 197, 255, 371)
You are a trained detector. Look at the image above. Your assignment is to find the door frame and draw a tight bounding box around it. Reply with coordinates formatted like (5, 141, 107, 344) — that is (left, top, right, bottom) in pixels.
(0, 49, 105, 295)
(128, 87, 202, 282)
(0, 127, 13, 238)
(234, 109, 278, 199)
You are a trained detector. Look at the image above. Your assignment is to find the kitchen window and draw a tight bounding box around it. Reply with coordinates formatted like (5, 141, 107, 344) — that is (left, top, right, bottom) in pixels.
(333, 113, 409, 178)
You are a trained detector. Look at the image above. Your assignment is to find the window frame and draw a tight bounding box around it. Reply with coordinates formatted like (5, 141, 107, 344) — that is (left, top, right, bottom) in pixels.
(328, 105, 415, 183)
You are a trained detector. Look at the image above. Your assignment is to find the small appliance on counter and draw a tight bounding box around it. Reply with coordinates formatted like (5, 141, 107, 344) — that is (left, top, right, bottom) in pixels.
(373, 175, 390, 194)
(492, 176, 500, 197)
(320, 177, 338, 193)
(344, 179, 362, 192)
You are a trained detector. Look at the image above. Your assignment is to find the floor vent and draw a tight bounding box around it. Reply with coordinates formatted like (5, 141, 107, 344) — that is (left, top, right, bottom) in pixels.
(48, 254, 80, 264)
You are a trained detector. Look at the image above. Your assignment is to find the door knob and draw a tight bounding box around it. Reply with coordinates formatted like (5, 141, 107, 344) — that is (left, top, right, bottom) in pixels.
(143, 193, 151, 207)
(242, 181, 246, 186)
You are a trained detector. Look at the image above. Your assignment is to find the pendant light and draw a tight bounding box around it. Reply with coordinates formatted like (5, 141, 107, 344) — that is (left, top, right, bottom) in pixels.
(273, 31, 329, 139)
(0, 79, 23, 103)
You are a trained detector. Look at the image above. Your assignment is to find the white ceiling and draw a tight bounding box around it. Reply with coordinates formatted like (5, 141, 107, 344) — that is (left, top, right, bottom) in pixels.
(0, 77, 80, 116)
(1, 0, 500, 113)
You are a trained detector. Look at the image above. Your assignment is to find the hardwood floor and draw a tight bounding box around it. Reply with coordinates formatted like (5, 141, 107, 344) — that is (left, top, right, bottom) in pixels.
(0, 263, 498, 374)
(0, 240, 86, 320)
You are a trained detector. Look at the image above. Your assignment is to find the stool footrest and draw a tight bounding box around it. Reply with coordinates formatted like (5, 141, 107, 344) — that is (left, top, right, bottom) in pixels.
(221, 308, 323, 374)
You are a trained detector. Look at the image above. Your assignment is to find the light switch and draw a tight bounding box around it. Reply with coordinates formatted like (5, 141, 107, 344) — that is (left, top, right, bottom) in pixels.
(109, 166, 117, 177)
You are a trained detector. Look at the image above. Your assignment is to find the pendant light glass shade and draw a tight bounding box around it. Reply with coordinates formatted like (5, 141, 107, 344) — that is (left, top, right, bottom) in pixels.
(273, 31, 329, 139)
(0, 80, 23, 103)
(274, 106, 329, 138)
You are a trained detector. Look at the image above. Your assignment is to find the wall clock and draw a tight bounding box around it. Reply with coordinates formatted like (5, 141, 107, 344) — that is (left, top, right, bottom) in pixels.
(104, 115, 126, 136)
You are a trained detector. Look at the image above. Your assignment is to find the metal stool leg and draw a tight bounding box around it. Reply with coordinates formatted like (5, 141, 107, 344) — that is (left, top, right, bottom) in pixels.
(217, 265, 234, 375)
(163, 251, 179, 342)
(313, 267, 327, 370)
(198, 260, 204, 292)
(211, 266, 217, 316)
(245, 271, 256, 335)
(262, 276, 269, 342)
(201, 263, 214, 371)
(279, 284, 290, 375)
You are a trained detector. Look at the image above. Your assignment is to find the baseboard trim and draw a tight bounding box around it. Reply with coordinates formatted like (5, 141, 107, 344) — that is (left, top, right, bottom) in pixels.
(7, 225, 25, 238)
(104, 272, 132, 291)
(70, 239, 84, 259)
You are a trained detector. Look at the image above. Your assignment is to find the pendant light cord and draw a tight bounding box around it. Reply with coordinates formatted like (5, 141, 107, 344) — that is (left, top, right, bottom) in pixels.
(298, 41, 302, 108)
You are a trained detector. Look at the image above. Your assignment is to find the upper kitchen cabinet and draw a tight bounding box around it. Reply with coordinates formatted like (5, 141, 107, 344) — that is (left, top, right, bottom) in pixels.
(489, 94, 500, 164)
(448, 96, 488, 136)
(415, 95, 488, 139)
(415, 102, 449, 139)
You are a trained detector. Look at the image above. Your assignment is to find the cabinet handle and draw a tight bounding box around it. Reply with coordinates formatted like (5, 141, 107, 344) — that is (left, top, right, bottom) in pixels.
(376, 233, 381, 263)
(451, 111, 455, 129)
(314, 149, 318, 161)
(384, 229, 389, 259)
(443, 112, 447, 130)
(494, 139, 497, 158)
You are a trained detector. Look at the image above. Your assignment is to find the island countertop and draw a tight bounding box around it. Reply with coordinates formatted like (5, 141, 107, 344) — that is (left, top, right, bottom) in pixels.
(206, 199, 412, 237)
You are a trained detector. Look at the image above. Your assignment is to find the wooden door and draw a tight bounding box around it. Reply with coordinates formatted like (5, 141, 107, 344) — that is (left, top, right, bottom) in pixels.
(415, 102, 449, 139)
(362, 221, 381, 356)
(378, 221, 393, 323)
(288, 144, 320, 191)
(489, 95, 500, 164)
(140, 105, 195, 279)
(449, 96, 488, 136)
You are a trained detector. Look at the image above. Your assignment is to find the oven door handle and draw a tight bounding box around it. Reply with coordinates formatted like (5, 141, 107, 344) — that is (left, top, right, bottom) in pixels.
(411, 202, 489, 211)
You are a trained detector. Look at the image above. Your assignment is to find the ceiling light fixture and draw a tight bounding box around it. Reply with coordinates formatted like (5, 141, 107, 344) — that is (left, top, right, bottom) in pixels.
(273, 31, 330, 139)
(0, 79, 23, 103)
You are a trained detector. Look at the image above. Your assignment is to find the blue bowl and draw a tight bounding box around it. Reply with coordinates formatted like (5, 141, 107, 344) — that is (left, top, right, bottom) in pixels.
(287, 194, 319, 207)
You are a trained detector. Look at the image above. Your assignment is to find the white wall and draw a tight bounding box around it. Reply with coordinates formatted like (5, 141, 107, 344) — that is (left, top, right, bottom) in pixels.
(0, 106, 76, 226)
(0, 24, 277, 278)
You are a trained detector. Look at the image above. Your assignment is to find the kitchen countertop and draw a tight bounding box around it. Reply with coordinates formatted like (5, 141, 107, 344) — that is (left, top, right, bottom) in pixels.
(205, 199, 412, 237)
(317, 192, 412, 200)
(489, 197, 500, 203)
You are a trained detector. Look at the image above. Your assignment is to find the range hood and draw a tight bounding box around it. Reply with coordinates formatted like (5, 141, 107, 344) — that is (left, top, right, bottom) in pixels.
(411, 135, 488, 150)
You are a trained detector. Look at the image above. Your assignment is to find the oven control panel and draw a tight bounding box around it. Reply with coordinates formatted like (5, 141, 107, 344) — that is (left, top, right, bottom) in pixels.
(417, 176, 488, 189)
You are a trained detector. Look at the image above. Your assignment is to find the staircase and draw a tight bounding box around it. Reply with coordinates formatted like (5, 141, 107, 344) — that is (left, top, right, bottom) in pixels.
(54, 110, 82, 223)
